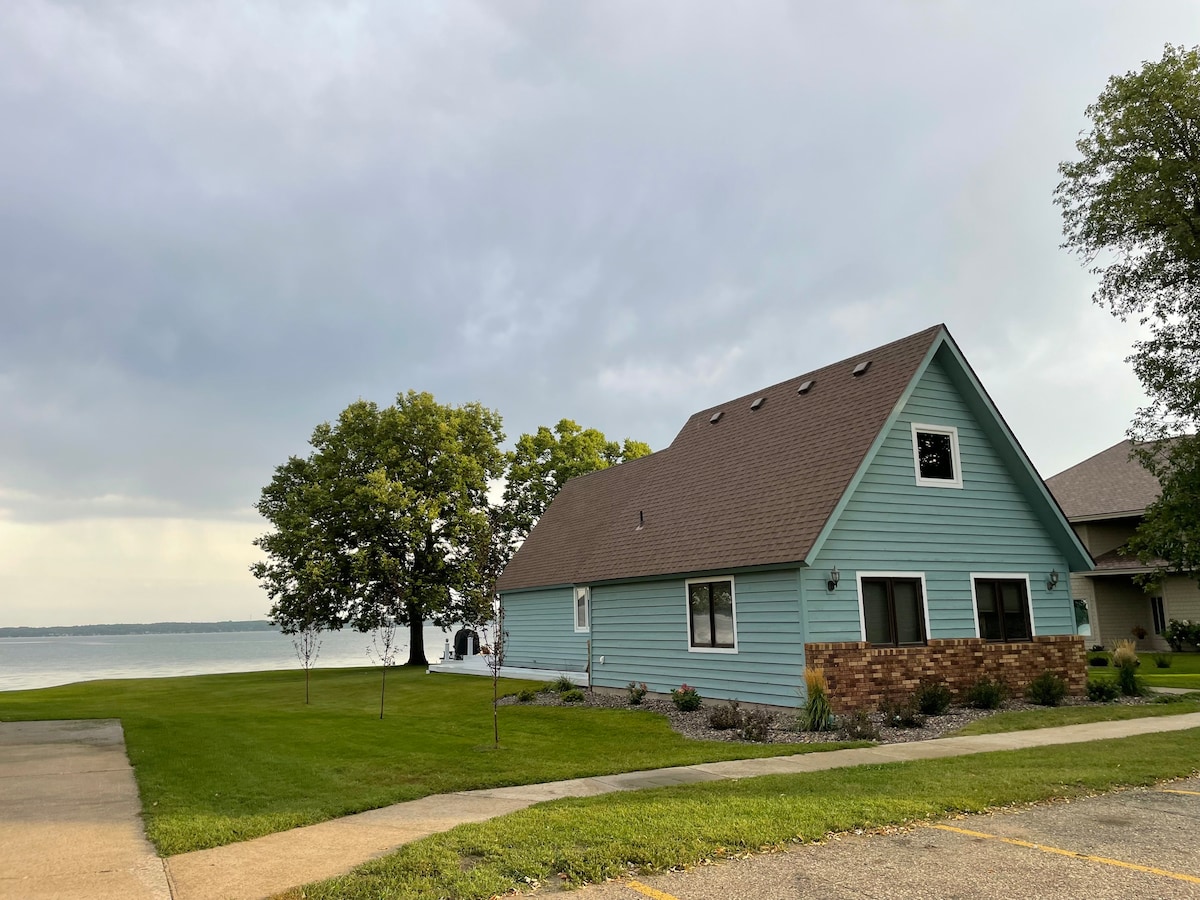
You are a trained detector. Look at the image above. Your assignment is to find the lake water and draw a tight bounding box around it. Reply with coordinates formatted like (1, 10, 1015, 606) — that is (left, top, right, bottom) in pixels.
(0, 625, 456, 692)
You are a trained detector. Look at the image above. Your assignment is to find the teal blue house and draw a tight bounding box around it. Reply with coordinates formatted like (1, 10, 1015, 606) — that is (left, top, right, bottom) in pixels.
(495, 326, 1093, 710)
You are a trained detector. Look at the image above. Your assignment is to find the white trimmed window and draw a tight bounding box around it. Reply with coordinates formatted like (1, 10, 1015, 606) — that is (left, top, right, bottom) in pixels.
(911, 423, 963, 488)
(686, 577, 738, 653)
(573, 586, 590, 633)
(971, 575, 1034, 642)
(857, 573, 929, 646)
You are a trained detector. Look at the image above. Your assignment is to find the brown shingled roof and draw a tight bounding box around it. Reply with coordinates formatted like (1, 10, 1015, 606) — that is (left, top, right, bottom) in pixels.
(496, 325, 944, 591)
(1045, 440, 1162, 521)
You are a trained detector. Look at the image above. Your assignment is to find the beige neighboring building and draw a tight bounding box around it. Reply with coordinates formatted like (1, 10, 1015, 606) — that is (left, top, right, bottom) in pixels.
(1047, 440, 1200, 650)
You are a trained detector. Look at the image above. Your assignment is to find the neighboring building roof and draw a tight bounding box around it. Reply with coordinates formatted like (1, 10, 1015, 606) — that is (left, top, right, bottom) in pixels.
(1045, 440, 1162, 521)
(497, 324, 1090, 593)
(1087, 547, 1163, 575)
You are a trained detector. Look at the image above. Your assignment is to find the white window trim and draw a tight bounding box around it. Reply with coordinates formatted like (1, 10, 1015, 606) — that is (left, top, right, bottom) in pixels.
(855, 571, 931, 644)
(573, 586, 590, 634)
(969, 573, 1036, 639)
(911, 422, 963, 489)
(684, 575, 739, 654)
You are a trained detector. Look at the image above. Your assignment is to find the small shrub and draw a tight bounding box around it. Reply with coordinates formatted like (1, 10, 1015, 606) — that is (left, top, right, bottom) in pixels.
(671, 683, 703, 712)
(966, 676, 1008, 710)
(1112, 639, 1143, 696)
(516, 688, 539, 703)
(1117, 665, 1143, 697)
(914, 679, 952, 715)
(1131, 625, 1148, 641)
(708, 700, 743, 730)
(1111, 639, 1140, 669)
(1088, 654, 1109, 667)
(626, 681, 649, 705)
(1087, 680, 1120, 702)
(879, 696, 926, 728)
(1163, 619, 1200, 652)
(560, 688, 585, 703)
(1025, 670, 1068, 707)
(739, 709, 775, 742)
(1151, 653, 1172, 669)
(839, 709, 880, 741)
(798, 667, 834, 732)
(549, 675, 578, 693)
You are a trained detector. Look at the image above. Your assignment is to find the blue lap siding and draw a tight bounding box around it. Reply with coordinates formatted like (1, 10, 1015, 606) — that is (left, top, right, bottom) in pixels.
(805, 356, 1075, 642)
(589, 568, 806, 707)
(501, 586, 589, 672)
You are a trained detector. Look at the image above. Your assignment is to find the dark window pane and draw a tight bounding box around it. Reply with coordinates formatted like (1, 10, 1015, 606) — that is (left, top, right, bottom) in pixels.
(977, 582, 1003, 640)
(711, 582, 735, 647)
(917, 431, 955, 480)
(975, 579, 1030, 642)
(893, 580, 924, 644)
(863, 581, 892, 644)
(689, 584, 711, 647)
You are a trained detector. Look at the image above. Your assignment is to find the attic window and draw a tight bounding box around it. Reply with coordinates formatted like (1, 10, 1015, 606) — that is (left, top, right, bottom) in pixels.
(797, 380, 814, 395)
(852, 361, 871, 377)
(912, 423, 963, 489)
(710, 411, 723, 424)
(750, 397, 766, 410)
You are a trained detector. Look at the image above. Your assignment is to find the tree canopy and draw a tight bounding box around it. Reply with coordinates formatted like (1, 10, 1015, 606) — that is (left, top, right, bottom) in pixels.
(1056, 43, 1200, 439)
(253, 402, 650, 665)
(501, 418, 652, 544)
(252, 392, 505, 666)
(1057, 44, 1200, 581)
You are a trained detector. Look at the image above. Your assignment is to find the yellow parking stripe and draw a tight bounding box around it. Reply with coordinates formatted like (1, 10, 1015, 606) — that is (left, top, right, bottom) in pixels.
(626, 879, 683, 900)
(1163, 789, 1200, 796)
(933, 824, 1200, 885)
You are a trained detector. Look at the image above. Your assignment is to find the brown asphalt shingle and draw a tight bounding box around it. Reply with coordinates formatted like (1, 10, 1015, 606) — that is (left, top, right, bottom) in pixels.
(1045, 440, 1162, 521)
(497, 325, 944, 592)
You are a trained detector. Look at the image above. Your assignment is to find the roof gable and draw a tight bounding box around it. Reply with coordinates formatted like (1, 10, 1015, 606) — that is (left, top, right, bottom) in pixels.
(496, 325, 1093, 592)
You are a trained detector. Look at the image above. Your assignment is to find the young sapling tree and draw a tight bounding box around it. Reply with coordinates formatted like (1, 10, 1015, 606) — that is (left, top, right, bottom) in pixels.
(292, 625, 322, 705)
(368, 614, 403, 719)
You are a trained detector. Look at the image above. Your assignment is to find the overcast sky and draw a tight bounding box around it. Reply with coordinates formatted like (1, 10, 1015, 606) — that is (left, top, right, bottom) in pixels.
(2, 2, 1195, 627)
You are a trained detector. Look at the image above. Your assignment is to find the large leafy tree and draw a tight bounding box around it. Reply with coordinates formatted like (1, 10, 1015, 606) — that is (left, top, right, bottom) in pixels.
(1056, 44, 1200, 579)
(253, 392, 505, 666)
(501, 419, 652, 545)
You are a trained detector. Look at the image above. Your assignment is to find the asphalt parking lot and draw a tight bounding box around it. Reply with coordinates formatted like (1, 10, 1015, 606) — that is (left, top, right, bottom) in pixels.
(576, 776, 1200, 899)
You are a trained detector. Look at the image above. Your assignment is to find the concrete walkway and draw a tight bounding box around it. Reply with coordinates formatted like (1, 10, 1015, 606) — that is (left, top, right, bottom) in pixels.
(164, 711, 1200, 900)
(0, 719, 170, 900)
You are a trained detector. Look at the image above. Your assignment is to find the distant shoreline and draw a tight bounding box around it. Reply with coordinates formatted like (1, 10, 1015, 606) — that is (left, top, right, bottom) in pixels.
(0, 621, 277, 638)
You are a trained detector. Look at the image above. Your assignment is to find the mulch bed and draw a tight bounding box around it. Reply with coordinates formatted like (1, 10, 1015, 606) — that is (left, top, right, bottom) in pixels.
(500, 688, 1157, 745)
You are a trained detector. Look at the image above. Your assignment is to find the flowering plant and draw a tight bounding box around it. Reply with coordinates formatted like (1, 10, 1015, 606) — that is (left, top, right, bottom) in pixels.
(670, 682, 702, 711)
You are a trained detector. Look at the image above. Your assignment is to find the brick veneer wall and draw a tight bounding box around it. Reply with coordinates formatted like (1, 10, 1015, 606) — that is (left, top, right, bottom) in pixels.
(803, 635, 1087, 713)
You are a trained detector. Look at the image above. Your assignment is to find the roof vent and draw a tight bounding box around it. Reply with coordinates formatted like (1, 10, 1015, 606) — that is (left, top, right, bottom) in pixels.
(852, 361, 871, 377)
(750, 397, 766, 411)
(710, 411, 723, 424)
(797, 380, 814, 395)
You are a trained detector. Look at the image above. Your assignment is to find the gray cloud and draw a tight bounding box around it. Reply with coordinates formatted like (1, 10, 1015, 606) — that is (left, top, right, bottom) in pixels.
(0, 1, 1190, 528)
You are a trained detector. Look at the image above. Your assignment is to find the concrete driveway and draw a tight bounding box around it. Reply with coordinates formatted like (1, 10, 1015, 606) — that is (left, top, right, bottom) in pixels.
(0, 719, 170, 900)
(579, 777, 1200, 900)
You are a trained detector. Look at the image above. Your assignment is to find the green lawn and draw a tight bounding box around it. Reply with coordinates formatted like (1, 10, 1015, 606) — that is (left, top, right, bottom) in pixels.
(281, 728, 1200, 900)
(1087, 650, 1200, 690)
(0, 667, 857, 855)
(954, 698, 1200, 734)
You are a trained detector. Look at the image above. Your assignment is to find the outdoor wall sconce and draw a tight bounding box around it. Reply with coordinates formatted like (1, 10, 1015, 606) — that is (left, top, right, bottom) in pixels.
(827, 566, 840, 592)
(1047, 569, 1060, 590)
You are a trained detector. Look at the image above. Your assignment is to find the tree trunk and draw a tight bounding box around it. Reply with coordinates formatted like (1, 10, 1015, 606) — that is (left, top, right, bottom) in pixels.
(379, 665, 386, 720)
(305, 667, 310, 705)
(405, 607, 428, 666)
